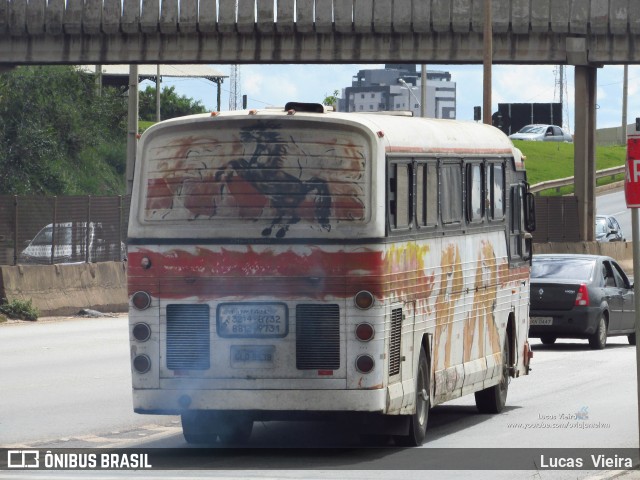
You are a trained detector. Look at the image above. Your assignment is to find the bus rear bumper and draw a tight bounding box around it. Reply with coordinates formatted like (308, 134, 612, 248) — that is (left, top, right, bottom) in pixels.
(132, 388, 389, 415)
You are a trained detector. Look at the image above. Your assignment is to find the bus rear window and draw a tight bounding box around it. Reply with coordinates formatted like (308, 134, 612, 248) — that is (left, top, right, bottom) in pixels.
(142, 121, 370, 235)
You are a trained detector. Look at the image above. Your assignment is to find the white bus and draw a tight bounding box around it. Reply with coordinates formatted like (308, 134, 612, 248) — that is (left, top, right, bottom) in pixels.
(127, 103, 535, 446)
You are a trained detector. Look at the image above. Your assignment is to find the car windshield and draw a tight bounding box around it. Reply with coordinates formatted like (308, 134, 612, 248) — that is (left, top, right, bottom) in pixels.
(31, 227, 72, 246)
(595, 218, 608, 234)
(531, 258, 595, 281)
(518, 125, 545, 134)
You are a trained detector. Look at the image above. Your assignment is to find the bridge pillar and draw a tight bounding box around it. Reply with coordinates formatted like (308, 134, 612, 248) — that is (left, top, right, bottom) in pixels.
(574, 66, 597, 242)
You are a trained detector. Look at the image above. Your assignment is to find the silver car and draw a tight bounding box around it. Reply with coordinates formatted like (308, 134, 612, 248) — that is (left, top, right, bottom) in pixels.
(595, 215, 625, 242)
(509, 124, 573, 142)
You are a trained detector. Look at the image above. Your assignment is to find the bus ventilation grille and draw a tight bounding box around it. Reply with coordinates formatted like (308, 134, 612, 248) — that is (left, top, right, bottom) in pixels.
(166, 304, 211, 370)
(296, 304, 340, 370)
(389, 308, 402, 376)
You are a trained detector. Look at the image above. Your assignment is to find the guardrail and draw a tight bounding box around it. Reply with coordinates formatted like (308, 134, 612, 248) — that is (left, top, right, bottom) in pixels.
(530, 165, 625, 195)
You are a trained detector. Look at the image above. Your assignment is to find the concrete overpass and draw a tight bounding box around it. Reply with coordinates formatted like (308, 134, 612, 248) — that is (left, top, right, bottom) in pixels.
(3, 0, 639, 240)
(1, 0, 639, 64)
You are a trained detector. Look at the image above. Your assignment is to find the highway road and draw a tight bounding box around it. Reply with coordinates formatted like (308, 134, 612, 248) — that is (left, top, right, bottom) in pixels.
(0, 189, 637, 478)
(1, 315, 638, 479)
(597, 189, 631, 242)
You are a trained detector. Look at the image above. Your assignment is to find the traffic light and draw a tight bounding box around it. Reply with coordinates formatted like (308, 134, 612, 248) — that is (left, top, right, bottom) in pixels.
(474, 106, 481, 121)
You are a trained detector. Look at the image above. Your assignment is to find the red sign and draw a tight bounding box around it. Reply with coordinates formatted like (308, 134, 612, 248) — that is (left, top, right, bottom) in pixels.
(625, 136, 640, 208)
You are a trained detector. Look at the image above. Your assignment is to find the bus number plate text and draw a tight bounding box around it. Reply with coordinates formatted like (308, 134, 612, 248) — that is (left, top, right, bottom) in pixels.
(230, 345, 275, 368)
(217, 303, 288, 338)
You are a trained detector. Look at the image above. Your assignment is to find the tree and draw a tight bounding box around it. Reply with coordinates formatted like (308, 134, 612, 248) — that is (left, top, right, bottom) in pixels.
(0, 66, 128, 195)
(322, 89, 340, 108)
(139, 85, 207, 121)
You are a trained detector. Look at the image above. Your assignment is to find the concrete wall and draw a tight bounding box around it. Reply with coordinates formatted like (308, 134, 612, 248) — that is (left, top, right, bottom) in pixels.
(0, 242, 632, 318)
(0, 261, 127, 317)
(534, 241, 634, 274)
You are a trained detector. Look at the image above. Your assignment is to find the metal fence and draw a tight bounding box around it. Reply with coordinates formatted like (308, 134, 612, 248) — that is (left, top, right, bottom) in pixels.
(531, 196, 580, 243)
(0, 193, 583, 264)
(0, 195, 130, 266)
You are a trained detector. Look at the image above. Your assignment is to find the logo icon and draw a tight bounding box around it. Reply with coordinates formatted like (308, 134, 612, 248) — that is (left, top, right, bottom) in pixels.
(576, 406, 589, 420)
(7, 450, 39, 469)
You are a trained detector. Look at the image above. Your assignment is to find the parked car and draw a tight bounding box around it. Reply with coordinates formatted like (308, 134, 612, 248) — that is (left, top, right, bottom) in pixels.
(529, 254, 635, 349)
(509, 124, 573, 142)
(19, 222, 125, 265)
(595, 214, 625, 242)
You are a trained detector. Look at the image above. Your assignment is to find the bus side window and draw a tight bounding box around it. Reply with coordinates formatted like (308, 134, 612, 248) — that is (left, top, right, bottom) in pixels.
(416, 162, 438, 228)
(509, 184, 530, 261)
(388, 162, 412, 230)
(466, 162, 484, 223)
(487, 163, 505, 220)
(441, 162, 462, 225)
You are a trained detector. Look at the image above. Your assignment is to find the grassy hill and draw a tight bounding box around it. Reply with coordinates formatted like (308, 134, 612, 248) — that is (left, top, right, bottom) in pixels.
(512, 140, 626, 194)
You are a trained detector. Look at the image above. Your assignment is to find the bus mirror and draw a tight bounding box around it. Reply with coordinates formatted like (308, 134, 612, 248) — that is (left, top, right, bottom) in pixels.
(524, 192, 536, 232)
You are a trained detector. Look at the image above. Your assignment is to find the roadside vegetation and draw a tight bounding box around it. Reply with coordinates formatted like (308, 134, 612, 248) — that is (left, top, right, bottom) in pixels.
(0, 66, 128, 195)
(0, 66, 207, 196)
(512, 140, 626, 195)
(0, 298, 39, 321)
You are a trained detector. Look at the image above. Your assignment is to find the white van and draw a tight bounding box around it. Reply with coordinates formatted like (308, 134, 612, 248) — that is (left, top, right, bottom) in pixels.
(19, 222, 123, 264)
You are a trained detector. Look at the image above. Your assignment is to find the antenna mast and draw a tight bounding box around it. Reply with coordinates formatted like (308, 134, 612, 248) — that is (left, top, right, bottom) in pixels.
(228, 1, 241, 110)
(229, 65, 240, 110)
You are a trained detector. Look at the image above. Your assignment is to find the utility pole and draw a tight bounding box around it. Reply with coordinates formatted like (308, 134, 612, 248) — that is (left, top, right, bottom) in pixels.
(156, 65, 161, 122)
(94, 65, 102, 97)
(482, 0, 492, 125)
(622, 65, 629, 145)
(420, 65, 427, 118)
(126, 65, 139, 196)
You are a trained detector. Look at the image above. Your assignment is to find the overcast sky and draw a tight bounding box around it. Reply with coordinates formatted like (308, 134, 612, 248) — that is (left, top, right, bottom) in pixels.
(156, 63, 640, 132)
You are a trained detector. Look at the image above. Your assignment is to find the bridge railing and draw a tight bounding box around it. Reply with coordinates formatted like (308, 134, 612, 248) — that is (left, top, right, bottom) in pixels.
(530, 165, 625, 195)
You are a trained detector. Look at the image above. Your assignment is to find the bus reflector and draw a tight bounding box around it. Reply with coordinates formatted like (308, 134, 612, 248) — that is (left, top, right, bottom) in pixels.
(133, 354, 151, 374)
(355, 323, 375, 341)
(355, 354, 375, 373)
(132, 322, 151, 342)
(132, 291, 152, 310)
(354, 291, 374, 309)
(317, 370, 333, 376)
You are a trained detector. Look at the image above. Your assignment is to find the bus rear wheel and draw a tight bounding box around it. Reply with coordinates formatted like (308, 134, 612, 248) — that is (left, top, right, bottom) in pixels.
(217, 415, 254, 445)
(181, 411, 217, 445)
(475, 335, 509, 414)
(181, 411, 253, 445)
(395, 347, 430, 446)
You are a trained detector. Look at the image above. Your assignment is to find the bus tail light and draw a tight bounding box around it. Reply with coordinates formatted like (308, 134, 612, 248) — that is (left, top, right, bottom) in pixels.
(575, 284, 590, 306)
(355, 354, 375, 373)
(133, 354, 151, 374)
(355, 323, 375, 342)
(133, 322, 151, 342)
(132, 291, 152, 310)
(354, 290, 375, 310)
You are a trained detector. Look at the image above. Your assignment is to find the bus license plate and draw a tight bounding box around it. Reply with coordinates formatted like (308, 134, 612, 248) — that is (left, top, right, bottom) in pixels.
(217, 303, 288, 338)
(230, 345, 275, 368)
(530, 317, 553, 326)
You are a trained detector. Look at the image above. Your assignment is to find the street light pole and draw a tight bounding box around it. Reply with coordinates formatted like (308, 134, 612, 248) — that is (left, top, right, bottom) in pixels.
(399, 78, 421, 115)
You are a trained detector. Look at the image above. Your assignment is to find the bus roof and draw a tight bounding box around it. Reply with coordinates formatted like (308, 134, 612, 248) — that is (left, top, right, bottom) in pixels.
(144, 107, 525, 170)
